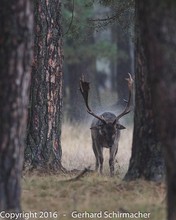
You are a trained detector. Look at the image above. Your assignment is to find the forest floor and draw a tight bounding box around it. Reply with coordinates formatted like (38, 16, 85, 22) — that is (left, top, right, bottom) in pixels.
(22, 122, 166, 220)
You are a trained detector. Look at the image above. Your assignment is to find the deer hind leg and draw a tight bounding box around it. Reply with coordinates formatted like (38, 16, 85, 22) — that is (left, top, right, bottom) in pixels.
(109, 145, 118, 177)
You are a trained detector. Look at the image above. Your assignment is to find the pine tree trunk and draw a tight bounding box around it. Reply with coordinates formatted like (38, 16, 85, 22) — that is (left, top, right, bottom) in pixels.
(136, 1, 176, 219)
(0, 0, 33, 212)
(124, 1, 165, 181)
(26, 0, 63, 171)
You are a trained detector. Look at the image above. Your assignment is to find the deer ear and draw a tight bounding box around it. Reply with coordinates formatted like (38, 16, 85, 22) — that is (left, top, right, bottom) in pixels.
(90, 126, 97, 130)
(117, 124, 126, 130)
(90, 125, 102, 130)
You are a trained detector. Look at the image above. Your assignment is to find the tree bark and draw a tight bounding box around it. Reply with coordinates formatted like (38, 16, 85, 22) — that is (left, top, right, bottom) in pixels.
(0, 0, 33, 212)
(26, 0, 63, 171)
(124, 1, 165, 181)
(136, 1, 176, 219)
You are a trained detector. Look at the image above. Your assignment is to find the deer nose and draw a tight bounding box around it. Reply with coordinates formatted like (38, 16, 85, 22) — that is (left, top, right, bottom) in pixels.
(107, 141, 113, 148)
(108, 141, 113, 147)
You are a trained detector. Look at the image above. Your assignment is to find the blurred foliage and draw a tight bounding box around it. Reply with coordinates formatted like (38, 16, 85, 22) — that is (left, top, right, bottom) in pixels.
(62, 0, 135, 122)
(62, 0, 117, 65)
(89, 0, 134, 31)
(63, 0, 93, 39)
(64, 40, 117, 64)
(62, 0, 134, 65)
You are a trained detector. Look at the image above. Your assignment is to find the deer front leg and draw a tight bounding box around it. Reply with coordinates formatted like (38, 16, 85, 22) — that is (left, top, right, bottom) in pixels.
(92, 141, 99, 171)
(97, 147, 104, 175)
(109, 145, 118, 177)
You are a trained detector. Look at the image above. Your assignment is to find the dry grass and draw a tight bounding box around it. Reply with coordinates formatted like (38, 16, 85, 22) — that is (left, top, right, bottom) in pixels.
(22, 174, 166, 220)
(21, 122, 166, 220)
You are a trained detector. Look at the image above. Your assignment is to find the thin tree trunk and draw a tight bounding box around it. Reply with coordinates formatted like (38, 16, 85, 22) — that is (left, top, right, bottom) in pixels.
(67, 64, 85, 122)
(67, 35, 99, 122)
(110, 25, 117, 92)
(0, 0, 33, 212)
(116, 25, 131, 106)
(26, 0, 63, 171)
(124, 1, 165, 181)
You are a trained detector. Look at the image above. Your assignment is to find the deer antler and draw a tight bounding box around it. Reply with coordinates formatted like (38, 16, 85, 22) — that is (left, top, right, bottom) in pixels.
(116, 73, 133, 121)
(79, 77, 106, 124)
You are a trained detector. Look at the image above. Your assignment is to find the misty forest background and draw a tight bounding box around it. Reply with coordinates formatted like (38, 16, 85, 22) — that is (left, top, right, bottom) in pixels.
(62, 0, 135, 175)
(62, 0, 134, 122)
(1, 0, 176, 220)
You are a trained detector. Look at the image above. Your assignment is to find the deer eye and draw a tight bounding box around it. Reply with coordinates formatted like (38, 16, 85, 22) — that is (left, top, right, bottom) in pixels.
(101, 129, 106, 135)
(98, 127, 106, 135)
(112, 134, 115, 139)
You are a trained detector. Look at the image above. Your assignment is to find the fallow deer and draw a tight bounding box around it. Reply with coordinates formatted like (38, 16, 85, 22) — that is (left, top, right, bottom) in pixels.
(79, 73, 133, 176)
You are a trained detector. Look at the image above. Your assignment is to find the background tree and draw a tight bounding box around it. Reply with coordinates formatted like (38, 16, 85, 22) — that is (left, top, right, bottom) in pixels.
(26, 0, 63, 171)
(135, 1, 176, 219)
(91, 0, 134, 107)
(0, 0, 33, 211)
(124, 0, 165, 181)
(116, 23, 134, 106)
(63, 0, 117, 122)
